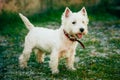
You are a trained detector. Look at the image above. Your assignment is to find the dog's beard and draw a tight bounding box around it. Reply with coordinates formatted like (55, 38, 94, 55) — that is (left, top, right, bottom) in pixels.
(68, 33, 83, 40)
(65, 30, 86, 39)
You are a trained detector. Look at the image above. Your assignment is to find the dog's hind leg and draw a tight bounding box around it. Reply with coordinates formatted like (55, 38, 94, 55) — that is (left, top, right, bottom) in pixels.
(34, 49, 45, 63)
(19, 38, 34, 68)
(19, 46, 33, 68)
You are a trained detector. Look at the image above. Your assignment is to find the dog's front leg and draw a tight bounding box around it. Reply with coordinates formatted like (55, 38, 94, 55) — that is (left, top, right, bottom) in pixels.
(49, 49, 59, 74)
(66, 50, 76, 71)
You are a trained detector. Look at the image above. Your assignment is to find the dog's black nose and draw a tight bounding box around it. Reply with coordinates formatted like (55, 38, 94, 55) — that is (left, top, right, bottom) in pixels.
(80, 28, 84, 32)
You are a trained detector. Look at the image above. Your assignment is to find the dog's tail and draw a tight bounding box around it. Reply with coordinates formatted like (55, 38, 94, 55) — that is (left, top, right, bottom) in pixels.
(19, 13, 34, 30)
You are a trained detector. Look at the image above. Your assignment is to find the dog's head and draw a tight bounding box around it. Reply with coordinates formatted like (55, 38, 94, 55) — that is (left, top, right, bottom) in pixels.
(61, 7, 89, 39)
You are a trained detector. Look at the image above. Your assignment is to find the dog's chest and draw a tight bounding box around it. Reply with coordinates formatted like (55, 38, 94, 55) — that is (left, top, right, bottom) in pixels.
(59, 42, 75, 58)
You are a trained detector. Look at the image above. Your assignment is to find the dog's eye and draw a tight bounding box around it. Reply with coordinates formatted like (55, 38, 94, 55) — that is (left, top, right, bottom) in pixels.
(72, 21, 76, 24)
(82, 21, 85, 24)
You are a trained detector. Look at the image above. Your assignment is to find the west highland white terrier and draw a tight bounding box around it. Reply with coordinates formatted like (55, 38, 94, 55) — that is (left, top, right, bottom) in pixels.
(19, 7, 89, 74)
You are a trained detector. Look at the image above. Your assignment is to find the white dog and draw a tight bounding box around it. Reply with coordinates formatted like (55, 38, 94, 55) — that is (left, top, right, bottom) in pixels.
(19, 7, 89, 74)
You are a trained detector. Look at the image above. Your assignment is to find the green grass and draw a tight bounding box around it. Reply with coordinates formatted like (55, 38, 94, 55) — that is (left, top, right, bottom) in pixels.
(0, 10, 120, 80)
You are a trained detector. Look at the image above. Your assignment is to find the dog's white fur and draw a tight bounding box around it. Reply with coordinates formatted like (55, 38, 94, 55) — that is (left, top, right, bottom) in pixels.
(19, 7, 89, 74)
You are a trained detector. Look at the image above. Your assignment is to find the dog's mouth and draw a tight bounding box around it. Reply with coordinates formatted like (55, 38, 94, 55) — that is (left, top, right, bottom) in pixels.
(75, 33, 83, 39)
(63, 30, 83, 40)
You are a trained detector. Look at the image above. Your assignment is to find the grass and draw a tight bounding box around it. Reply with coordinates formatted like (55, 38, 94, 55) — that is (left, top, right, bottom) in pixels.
(0, 9, 120, 80)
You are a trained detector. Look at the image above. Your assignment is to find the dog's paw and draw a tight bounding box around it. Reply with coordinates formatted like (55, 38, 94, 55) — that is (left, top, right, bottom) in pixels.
(20, 64, 27, 68)
(68, 67, 76, 71)
(52, 69, 59, 74)
(19, 61, 28, 68)
(37, 58, 44, 63)
(71, 67, 76, 71)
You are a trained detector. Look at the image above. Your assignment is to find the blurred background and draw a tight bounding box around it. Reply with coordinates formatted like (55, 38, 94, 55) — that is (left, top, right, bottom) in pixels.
(0, 0, 120, 80)
(0, 0, 120, 33)
(0, 0, 120, 16)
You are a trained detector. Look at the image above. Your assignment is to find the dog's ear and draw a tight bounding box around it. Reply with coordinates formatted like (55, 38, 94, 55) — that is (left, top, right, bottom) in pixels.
(79, 7, 87, 17)
(79, 7, 89, 23)
(64, 7, 72, 18)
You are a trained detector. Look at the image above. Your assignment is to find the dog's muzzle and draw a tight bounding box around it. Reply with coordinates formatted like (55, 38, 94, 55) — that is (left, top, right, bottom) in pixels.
(63, 30, 85, 49)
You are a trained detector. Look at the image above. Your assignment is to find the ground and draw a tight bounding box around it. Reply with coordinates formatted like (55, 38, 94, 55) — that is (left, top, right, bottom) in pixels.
(0, 12, 120, 80)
